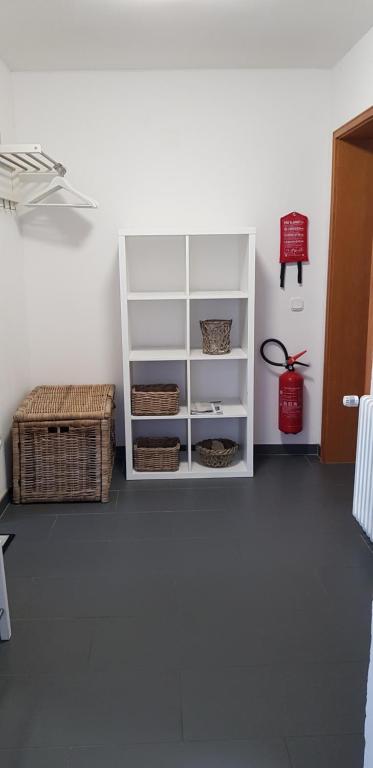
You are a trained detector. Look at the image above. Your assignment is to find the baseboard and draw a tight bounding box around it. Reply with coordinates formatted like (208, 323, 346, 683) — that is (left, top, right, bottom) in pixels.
(118, 443, 320, 458)
(254, 444, 320, 456)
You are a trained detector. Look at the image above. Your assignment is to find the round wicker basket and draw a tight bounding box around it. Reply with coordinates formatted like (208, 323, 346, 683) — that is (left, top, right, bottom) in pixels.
(200, 319, 232, 355)
(195, 438, 238, 468)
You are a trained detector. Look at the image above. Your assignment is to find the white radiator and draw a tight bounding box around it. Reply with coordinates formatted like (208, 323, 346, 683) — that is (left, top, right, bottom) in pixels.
(353, 395, 373, 542)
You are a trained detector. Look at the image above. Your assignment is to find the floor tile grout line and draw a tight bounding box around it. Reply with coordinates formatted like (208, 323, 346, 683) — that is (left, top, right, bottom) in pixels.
(284, 736, 296, 767)
(359, 532, 373, 555)
(45, 537, 246, 545)
(0, 659, 368, 677)
(2, 504, 258, 519)
(45, 516, 59, 541)
(0, 732, 364, 753)
(178, 670, 185, 742)
(0, 732, 364, 748)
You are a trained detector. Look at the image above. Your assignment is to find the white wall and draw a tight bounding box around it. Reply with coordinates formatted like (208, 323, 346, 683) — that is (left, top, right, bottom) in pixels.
(0, 58, 29, 499)
(12, 69, 331, 445)
(332, 26, 373, 128)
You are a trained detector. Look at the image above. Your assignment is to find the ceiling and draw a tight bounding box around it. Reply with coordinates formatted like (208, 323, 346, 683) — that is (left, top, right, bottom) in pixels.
(0, 0, 372, 71)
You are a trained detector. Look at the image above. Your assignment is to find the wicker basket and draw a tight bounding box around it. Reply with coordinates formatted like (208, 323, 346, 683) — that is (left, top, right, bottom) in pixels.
(12, 385, 115, 503)
(200, 319, 232, 355)
(195, 438, 238, 468)
(133, 437, 180, 472)
(131, 384, 180, 416)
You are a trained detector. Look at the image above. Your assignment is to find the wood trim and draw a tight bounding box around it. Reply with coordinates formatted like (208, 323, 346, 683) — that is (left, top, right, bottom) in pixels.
(321, 107, 373, 462)
(321, 134, 339, 462)
(364, 245, 373, 394)
(334, 106, 373, 140)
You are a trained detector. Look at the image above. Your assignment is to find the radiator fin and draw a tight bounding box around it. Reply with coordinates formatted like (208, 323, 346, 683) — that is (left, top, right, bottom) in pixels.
(353, 395, 373, 542)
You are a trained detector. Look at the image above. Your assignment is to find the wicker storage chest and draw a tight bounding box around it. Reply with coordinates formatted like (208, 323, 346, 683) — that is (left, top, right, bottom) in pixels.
(12, 385, 115, 504)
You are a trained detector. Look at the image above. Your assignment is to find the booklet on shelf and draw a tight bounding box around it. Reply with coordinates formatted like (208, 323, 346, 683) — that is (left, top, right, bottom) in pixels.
(191, 401, 223, 415)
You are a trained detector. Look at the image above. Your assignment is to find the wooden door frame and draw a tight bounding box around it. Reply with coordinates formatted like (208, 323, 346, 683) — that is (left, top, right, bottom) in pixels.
(321, 105, 373, 462)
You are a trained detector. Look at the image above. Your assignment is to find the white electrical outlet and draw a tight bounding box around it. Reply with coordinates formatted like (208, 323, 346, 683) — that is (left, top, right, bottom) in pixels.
(290, 297, 304, 312)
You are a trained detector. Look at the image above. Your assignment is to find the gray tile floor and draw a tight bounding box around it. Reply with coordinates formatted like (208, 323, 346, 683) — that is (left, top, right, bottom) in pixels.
(0, 454, 372, 767)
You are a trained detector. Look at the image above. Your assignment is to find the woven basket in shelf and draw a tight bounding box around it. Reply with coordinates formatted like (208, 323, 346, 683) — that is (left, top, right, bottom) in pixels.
(12, 385, 115, 503)
(195, 438, 238, 468)
(200, 319, 232, 355)
(131, 384, 180, 416)
(133, 437, 180, 472)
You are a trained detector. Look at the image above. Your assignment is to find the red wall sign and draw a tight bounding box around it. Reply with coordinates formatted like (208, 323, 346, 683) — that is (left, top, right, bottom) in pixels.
(280, 211, 308, 264)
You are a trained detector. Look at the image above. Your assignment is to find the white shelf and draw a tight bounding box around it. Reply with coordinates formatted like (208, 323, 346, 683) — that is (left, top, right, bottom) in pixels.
(191, 454, 249, 477)
(129, 348, 187, 361)
(131, 405, 246, 420)
(190, 347, 248, 360)
(132, 406, 189, 420)
(130, 348, 248, 361)
(128, 291, 247, 300)
(190, 290, 248, 299)
(119, 229, 255, 480)
(190, 402, 247, 419)
(131, 456, 190, 480)
(129, 456, 250, 480)
(120, 228, 256, 237)
(127, 291, 187, 301)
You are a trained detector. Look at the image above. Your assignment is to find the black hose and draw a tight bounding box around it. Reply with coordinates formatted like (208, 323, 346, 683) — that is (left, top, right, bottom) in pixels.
(260, 338, 289, 367)
(260, 338, 309, 370)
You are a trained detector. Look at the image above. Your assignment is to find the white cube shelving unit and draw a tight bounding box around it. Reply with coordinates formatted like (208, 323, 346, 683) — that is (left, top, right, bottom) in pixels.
(119, 229, 256, 480)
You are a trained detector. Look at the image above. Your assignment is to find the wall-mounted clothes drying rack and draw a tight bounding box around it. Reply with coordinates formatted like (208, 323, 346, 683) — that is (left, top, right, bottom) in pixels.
(0, 144, 98, 209)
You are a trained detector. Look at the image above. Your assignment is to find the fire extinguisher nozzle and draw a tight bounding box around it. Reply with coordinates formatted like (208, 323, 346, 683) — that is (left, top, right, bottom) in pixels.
(288, 350, 307, 365)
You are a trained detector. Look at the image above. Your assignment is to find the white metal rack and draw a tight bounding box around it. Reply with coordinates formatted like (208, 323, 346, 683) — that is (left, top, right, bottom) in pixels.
(0, 144, 97, 208)
(119, 229, 256, 480)
(0, 143, 64, 175)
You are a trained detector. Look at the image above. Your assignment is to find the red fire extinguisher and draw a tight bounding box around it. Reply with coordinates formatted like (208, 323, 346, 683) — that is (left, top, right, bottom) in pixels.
(260, 338, 309, 434)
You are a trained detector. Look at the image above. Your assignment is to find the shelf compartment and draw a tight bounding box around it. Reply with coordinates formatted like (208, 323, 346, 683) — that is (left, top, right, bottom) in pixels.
(190, 298, 248, 353)
(130, 348, 187, 361)
(132, 417, 188, 440)
(130, 360, 187, 414)
(189, 234, 248, 293)
(126, 235, 186, 294)
(190, 358, 248, 409)
(190, 402, 247, 419)
(128, 299, 186, 358)
(191, 417, 249, 476)
(131, 418, 188, 476)
(191, 416, 246, 444)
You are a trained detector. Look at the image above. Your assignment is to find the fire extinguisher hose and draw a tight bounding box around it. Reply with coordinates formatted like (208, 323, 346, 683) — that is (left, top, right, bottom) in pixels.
(260, 339, 309, 371)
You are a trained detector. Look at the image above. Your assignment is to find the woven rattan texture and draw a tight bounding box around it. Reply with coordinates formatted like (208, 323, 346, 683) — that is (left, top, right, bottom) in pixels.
(14, 385, 115, 422)
(131, 384, 180, 416)
(13, 385, 115, 503)
(133, 437, 180, 472)
(195, 438, 238, 468)
(200, 319, 232, 355)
